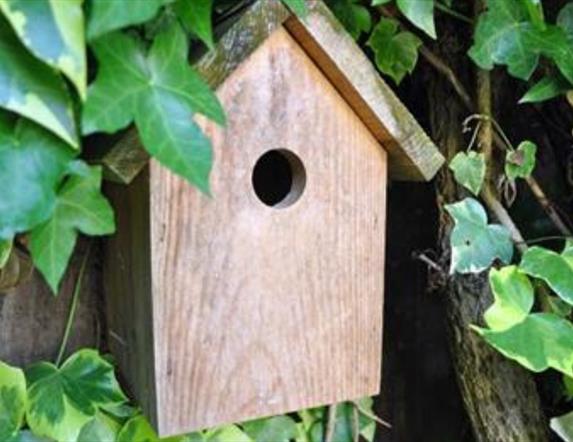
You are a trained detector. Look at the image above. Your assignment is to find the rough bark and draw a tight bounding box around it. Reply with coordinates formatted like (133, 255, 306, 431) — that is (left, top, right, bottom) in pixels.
(426, 29, 550, 442)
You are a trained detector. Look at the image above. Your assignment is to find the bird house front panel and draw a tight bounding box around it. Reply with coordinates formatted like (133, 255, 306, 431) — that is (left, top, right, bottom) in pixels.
(147, 28, 386, 436)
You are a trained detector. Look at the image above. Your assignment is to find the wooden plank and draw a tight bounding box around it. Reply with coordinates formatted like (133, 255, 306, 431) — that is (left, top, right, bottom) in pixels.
(284, 2, 444, 181)
(150, 27, 386, 436)
(101, 0, 291, 185)
(102, 171, 158, 427)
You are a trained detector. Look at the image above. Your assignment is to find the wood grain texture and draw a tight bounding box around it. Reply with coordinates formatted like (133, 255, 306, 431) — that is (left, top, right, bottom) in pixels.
(150, 28, 386, 436)
(100, 0, 442, 185)
(284, 2, 444, 181)
(103, 172, 158, 427)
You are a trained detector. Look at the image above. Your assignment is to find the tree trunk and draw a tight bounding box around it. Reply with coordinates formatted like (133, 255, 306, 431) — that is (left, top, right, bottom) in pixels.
(425, 27, 550, 442)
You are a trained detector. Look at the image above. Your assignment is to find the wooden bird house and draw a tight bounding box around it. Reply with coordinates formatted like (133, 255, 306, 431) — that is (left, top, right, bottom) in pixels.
(102, 0, 444, 437)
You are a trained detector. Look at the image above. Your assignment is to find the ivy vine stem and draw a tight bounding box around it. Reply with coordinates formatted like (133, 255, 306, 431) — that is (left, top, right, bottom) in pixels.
(435, 2, 473, 24)
(55, 241, 92, 367)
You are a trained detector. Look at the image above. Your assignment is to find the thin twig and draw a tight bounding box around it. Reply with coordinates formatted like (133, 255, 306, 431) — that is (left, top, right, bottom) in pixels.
(412, 251, 446, 274)
(520, 235, 572, 245)
(56, 242, 92, 366)
(435, 2, 473, 24)
(352, 401, 392, 429)
(324, 404, 337, 442)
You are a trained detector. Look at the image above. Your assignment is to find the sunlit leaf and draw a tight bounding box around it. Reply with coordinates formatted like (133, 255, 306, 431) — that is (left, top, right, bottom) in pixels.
(26, 349, 127, 442)
(505, 141, 536, 180)
(0, 361, 27, 441)
(520, 242, 573, 306)
(367, 18, 421, 84)
(0, 19, 78, 148)
(29, 162, 115, 294)
(449, 151, 485, 196)
(242, 416, 298, 442)
(446, 198, 513, 274)
(0, 0, 86, 98)
(551, 410, 573, 442)
(474, 313, 573, 376)
(396, 0, 436, 39)
(484, 266, 534, 331)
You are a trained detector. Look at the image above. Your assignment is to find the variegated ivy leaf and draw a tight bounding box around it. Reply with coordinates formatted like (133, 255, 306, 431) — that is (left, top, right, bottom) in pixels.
(78, 411, 122, 442)
(0, 117, 74, 241)
(0, 361, 27, 442)
(26, 349, 127, 442)
(0, 0, 87, 99)
(449, 151, 486, 196)
(473, 312, 573, 377)
(520, 242, 573, 306)
(87, 0, 165, 41)
(29, 162, 115, 294)
(446, 198, 513, 274)
(505, 141, 536, 180)
(367, 18, 422, 84)
(0, 18, 78, 148)
(484, 266, 534, 331)
(174, 0, 215, 49)
(551, 410, 573, 442)
(82, 22, 225, 193)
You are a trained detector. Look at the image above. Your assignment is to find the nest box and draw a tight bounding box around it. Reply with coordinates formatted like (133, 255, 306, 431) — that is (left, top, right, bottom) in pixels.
(102, 0, 443, 437)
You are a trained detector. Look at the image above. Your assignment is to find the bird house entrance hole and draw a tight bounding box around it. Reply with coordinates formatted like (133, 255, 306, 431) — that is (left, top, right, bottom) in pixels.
(251, 149, 306, 208)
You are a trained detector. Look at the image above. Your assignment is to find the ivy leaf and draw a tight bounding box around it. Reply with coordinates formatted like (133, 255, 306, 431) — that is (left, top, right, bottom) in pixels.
(473, 312, 573, 377)
(551, 410, 573, 442)
(26, 349, 127, 442)
(204, 425, 252, 442)
(117, 415, 193, 442)
(396, 0, 436, 39)
(329, 0, 372, 40)
(82, 23, 225, 193)
(367, 18, 422, 84)
(505, 141, 536, 180)
(519, 75, 571, 103)
(174, 0, 215, 49)
(6, 431, 52, 442)
(520, 243, 573, 306)
(87, 0, 165, 41)
(242, 416, 298, 442)
(0, 238, 12, 268)
(29, 162, 115, 294)
(282, 0, 308, 17)
(0, 0, 87, 99)
(449, 151, 486, 196)
(446, 198, 514, 274)
(78, 411, 122, 442)
(0, 361, 27, 441)
(469, 0, 539, 80)
(558, 3, 573, 42)
(484, 266, 534, 331)
(0, 18, 78, 148)
(0, 118, 74, 241)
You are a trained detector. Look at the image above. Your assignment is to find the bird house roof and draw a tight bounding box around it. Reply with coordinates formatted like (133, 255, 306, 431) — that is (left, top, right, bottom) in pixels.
(102, 0, 444, 184)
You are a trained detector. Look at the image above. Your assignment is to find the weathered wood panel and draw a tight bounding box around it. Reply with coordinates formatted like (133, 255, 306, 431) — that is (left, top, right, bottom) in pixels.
(0, 240, 99, 367)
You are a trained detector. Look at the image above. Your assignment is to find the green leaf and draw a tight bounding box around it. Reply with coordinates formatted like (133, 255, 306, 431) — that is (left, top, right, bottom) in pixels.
(204, 425, 252, 442)
(78, 411, 122, 442)
(551, 410, 573, 442)
(519, 75, 571, 103)
(87, 0, 165, 41)
(520, 243, 573, 306)
(0, 0, 87, 98)
(174, 0, 215, 49)
(449, 151, 485, 196)
(558, 2, 573, 43)
(328, 0, 372, 40)
(0, 361, 27, 441)
(446, 198, 514, 274)
(469, 0, 539, 80)
(0, 119, 74, 241)
(505, 141, 536, 180)
(473, 312, 573, 376)
(117, 415, 193, 442)
(282, 0, 308, 17)
(6, 430, 52, 442)
(484, 266, 534, 331)
(26, 349, 127, 442)
(367, 18, 422, 84)
(242, 416, 298, 442)
(29, 162, 115, 294)
(0, 18, 78, 148)
(0, 238, 12, 268)
(396, 0, 436, 39)
(82, 23, 225, 192)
